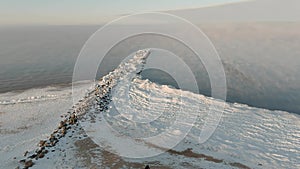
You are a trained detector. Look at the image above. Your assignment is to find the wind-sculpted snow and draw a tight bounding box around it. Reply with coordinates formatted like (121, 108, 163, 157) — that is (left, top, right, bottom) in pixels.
(0, 50, 299, 168)
(81, 49, 300, 168)
(111, 73, 299, 168)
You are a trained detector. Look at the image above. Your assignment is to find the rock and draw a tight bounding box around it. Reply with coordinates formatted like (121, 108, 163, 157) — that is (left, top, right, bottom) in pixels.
(38, 140, 46, 147)
(24, 160, 34, 168)
(49, 135, 56, 142)
(58, 121, 65, 129)
(35, 148, 42, 154)
(43, 149, 49, 154)
(28, 154, 37, 159)
(61, 128, 66, 135)
(19, 159, 25, 163)
(69, 114, 77, 125)
(37, 153, 44, 159)
(145, 165, 150, 169)
(23, 151, 28, 157)
(50, 140, 57, 146)
(70, 114, 75, 119)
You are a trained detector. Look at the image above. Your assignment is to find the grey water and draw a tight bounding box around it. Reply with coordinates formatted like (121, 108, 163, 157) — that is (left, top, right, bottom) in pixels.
(0, 25, 98, 92)
(0, 24, 299, 114)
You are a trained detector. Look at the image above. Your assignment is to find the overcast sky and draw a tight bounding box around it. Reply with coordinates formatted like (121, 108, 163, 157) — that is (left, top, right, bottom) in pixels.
(171, 0, 300, 23)
(0, 0, 299, 25)
(0, 0, 248, 25)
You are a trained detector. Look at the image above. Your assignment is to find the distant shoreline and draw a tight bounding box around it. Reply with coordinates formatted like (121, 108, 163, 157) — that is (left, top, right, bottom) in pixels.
(0, 81, 73, 94)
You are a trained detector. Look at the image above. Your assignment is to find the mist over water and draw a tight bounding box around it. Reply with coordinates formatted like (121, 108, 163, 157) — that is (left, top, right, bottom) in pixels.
(0, 25, 99, 92)
(0, 23, 299, 114)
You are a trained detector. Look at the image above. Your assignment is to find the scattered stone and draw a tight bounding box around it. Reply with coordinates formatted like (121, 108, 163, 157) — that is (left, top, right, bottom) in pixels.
(37, 152, 44, 159)
(49, 134, 58, 142)
(19, 159, 25, 163)
(50, 140, 57, 146)
(61, 128, 66, 135)
(43, 149, 49, 154)
(28, 154, 37, 159)
(35, 147, 44, 154)
(58, 121, 65, 129)
(38, 140, 46, 147)
(145, 165, 150, 169)
(23, 151, 28, 157)
(24, 160, 34, 168)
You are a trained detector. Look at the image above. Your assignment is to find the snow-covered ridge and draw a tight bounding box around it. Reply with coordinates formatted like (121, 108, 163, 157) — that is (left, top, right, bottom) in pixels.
(80, 49, 299, 168)
(1, 49, 299, 169)
(72, 49, 150, 117)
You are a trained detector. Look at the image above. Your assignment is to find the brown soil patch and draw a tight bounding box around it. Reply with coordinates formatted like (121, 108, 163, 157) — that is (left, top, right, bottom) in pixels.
(167, 148, 223, 163)
(146, 142, 251, 169)
(74, 137, 171, 169)
(229, 162, 252, 169)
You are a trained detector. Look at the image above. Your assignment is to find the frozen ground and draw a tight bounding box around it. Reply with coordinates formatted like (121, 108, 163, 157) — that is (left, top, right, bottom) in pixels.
(0, 50, 299, 169)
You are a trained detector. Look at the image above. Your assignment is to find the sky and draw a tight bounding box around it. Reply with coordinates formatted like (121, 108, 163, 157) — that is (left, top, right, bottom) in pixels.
(0, 0, 249, 25)
(171, 0, 300, 22)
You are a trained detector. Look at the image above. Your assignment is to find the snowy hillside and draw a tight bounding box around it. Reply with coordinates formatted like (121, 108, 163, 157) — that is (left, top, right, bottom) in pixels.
(0, 50, 299, 169)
